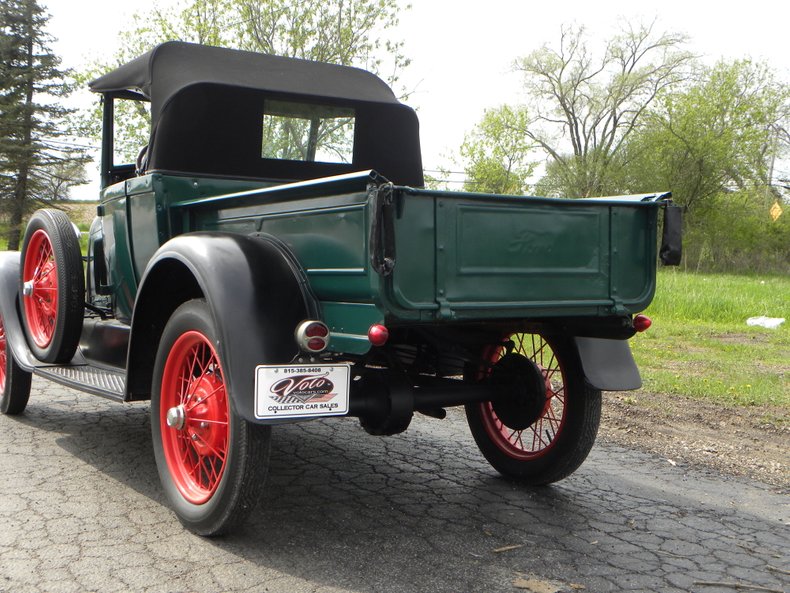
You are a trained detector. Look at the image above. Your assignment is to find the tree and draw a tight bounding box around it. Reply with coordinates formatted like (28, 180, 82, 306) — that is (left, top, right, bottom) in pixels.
(235, 0, 409, 82)
(626, 59, 789, 213)
(516, 22, 692, 197)
(0, 0, 87, 249)
(458, 105, 536, 194)
(76, 0, 410, 163)
(624, 59, 789, 271)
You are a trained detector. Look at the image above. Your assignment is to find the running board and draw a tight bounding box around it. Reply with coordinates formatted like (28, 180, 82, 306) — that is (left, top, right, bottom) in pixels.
(34, 364, 126, 402)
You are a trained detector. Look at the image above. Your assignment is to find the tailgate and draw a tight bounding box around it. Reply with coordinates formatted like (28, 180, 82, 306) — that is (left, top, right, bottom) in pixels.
(382, 188, 666, 321)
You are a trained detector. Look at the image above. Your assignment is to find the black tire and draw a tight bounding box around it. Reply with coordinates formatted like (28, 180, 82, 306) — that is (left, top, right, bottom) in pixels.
(19, 209, 84, 363)
(465, 333, 601, 485)
(0, 311, 32, 415)
(151, 299, 271, 536)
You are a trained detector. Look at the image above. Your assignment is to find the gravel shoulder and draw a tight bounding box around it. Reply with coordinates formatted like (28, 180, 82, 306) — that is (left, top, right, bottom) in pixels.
(599, 390, 789, 490)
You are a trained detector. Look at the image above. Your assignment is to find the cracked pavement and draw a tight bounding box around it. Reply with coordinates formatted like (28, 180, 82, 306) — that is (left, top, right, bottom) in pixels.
(1, 378, 788, 593)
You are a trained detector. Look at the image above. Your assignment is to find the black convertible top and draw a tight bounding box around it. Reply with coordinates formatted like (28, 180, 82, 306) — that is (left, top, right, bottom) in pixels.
(90, 42, 423, 186)
(90, 41, 401, 126)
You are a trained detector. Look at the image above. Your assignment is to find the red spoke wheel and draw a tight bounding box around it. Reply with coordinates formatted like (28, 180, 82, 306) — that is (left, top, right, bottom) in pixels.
(152, 299, 271, 536)
(0, 311, 32, 415)
(23, 230, 58, 348)
(160, 331, 229, 504)
(465, 333, 601, 485)
(19, 210, 84, 363)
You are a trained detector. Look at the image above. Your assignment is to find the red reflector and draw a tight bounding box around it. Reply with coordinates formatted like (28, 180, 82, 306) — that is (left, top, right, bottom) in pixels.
(307, 337, 326, 351)
(368, 324, 389, 347)
(633, 314, 652, 332)
(305, 323, 329, 338)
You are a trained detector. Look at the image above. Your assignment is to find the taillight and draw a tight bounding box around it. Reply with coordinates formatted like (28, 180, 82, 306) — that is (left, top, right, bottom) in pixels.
(368, 324, 389, 347)
(633, 314, 652, 332)
(305, 323, 329, 338)
(295, 320, 330, 353)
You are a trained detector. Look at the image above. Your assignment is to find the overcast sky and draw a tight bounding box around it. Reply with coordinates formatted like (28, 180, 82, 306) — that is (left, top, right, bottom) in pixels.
(41, 0, 790, 194)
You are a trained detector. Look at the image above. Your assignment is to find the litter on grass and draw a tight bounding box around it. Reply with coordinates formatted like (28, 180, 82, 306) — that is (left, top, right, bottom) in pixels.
(746, 316, 785, 329)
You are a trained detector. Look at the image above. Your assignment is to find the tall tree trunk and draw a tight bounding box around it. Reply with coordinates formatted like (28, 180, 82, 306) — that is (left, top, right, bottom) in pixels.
(7, 3, 35, 251)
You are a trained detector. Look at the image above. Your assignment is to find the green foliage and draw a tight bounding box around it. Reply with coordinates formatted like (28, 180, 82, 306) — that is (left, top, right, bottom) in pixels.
(458, 105, 536, 195)
(534, 151, 629, 198)
(69, 71, 150, 164)
(620, 59, 790, 273)
(631, 270, 789, 407)
(626, 60, 789, 213)
(77, 221, 90, 255)
(0, 0, 89, 248)
(511, 23, 788, 271)
(422, 169, 450, 191)
(233, 0, 410, 85)
(680, 189, 790, 273)
(261, 101, 354, 163)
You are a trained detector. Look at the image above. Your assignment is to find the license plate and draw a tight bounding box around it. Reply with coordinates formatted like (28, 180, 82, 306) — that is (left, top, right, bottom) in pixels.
(254, 364, 350, 420)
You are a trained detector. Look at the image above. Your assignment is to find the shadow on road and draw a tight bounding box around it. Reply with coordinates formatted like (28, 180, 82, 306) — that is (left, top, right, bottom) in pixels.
(30, 397, 588, 591)
(12, 390, 788, 593)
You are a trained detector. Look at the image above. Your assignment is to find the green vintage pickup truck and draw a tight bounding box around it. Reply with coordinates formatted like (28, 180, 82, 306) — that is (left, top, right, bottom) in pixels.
(0, 42, 679, 535)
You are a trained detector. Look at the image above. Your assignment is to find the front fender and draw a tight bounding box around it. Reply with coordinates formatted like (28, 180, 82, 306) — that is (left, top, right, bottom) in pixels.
(127, 232, 318, 422)
(574, 336, 642, 391)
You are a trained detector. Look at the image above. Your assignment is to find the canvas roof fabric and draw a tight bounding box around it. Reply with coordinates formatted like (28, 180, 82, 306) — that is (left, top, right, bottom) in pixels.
(89, 42, 423, 186)
(90, 41, 401, 126)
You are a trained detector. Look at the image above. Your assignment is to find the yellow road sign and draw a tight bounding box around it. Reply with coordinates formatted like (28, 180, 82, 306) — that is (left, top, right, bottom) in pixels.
(770, 201, 783, 221)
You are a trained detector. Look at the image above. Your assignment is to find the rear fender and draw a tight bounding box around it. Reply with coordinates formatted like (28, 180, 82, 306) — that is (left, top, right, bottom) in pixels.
(0, 252, 37, 370)
(574, 336, 642, 391)
(127, 232, 318, 422)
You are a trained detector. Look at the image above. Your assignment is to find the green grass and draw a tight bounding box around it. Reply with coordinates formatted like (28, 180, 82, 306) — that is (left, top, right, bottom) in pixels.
(630, 270, 789, 408)
(78, 222, 90, 255)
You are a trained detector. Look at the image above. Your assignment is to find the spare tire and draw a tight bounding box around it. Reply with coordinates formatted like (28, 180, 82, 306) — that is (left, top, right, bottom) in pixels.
(19, 209, 84, 363)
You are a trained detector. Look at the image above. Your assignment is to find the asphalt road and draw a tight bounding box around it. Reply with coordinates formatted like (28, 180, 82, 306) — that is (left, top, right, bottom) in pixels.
(1, 378, 788, 593)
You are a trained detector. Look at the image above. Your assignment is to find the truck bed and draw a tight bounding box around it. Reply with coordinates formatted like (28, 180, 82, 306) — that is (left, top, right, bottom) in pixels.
(120, 170, 666, 353)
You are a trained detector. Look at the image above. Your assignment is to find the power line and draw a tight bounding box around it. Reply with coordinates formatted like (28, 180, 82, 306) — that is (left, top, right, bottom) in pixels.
(423, 168, 467, 175)
(41, 138, 100, 150)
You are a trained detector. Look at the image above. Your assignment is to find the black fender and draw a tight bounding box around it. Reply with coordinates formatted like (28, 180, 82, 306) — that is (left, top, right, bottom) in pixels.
(574, 336, 642, 391)
(127, 232, 319, 422)
(0, 252, 39, 370)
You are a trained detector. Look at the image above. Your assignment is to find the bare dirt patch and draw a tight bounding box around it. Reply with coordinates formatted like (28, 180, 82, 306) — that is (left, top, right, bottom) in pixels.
(59, 201, 98, 227)
(599, 390, 788, 490)
(712, 332, 773, 345)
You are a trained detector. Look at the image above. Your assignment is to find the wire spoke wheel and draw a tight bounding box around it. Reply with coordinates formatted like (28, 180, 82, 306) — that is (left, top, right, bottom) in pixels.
(0, 315, 8, 394)
(0, 311, 32, 416)
(482, 334, 567, 460)
(465, 333, 601, 485)
(22, 230, 58, 348)
(19, 209, 84, 363)
(160, 331, 229, 504)
(151, 299, 271, 536)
